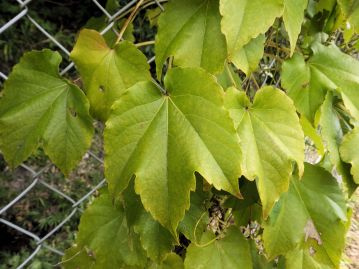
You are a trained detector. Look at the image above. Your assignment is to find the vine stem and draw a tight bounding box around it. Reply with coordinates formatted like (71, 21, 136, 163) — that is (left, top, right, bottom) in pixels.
(116, 0, 146, 44)
(135, 40, 155, 47)
(151, 78, 167, 95)
(225, 63, 238, 88)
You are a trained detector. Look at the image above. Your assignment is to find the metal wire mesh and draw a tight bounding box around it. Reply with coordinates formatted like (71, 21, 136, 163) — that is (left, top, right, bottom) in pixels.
(0, 1, 162, 268)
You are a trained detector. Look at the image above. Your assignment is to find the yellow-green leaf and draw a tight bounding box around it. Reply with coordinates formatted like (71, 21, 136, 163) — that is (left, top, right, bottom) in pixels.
(71, 29, 151, 121)
(283, 43, 359, 122)
(62, 191, 147, 269)
(155, 0, 227, 78)
(320, 91, 357, 191)
(105, 67, 242, 234)
(231, 34, 265, 76)
(220, 0, 283, 55)
(283, 0, 308, 55)
(225, 86, 304, 217)
(340, 128, 359, 184)
(263, 164, 347, 268)
(0, 50, 93, 175)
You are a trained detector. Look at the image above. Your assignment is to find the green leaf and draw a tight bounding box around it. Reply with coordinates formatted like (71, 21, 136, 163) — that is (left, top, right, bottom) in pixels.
(184, 227, 252, 269)
(310, 43, 359, 123)
(122, 181, 175, 263)
(0, 50, 93, 175)
(283, 43, 359, 122)
(283, 0, 308, 55)
(225, 86, 304, 217)
(155, 0, 227, 78)
(62, 245, 96, 269)
(105, 67, 242, 234)
(178, 176, 210, 241)
(231, 35, 265, 76)
(285, 246, 332, 269)
(338, 0, 359, 31)
(228, 181, 263, 226)
(134, 213, 175, 263)
(85, 16, 135, 46)
(281, 53, 325, 122)
(340, 128, 359, 184)
(62, 190, 147, 269)
(149, 253, 184, 269)
(300, 115, 325, 157)
(220, 0, 283, 55)
(263, 164, 347, 268)
(216, 64, 242, 89)
(249, 241, 276, 269)
(315, 0, 337, 13)
(146, 7, 162, 28)
(320, 91, 357, 191)
(71, 29, 151, 121)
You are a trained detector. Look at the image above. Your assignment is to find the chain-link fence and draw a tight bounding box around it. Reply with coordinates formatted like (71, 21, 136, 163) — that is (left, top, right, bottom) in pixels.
(0, 1, 163, 268)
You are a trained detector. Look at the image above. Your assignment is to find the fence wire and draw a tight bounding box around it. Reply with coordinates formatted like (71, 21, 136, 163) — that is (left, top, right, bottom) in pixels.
(0, 1, 162, 268)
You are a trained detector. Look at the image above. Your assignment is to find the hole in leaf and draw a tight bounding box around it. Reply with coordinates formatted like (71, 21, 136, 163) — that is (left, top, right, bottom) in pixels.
(99, 85, 105, 92)
(304, 219, 322, 245)
(69, 107, 77, 117)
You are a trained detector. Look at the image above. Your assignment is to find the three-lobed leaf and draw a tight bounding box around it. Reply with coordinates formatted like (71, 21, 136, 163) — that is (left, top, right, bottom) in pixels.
(263, 164, 348, 268)
(122, 181, 176, 263)
(62, 191, 147, 269)
(105, 67, 242, 234)
(155, 0, 227, 78)
(220, 0, 283, 56)
(319, 91, 357, 192)
(71, 29, 151, 121)
(0, 50, 93, 175)
(282, 43, 359, 122)
(225, 86, 304, 217)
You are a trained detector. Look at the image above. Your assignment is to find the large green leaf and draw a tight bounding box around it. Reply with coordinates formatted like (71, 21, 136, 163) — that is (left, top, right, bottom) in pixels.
(338, 0, 359, 31)
(231, 35, 265, 76)
(184, 227, 252, 269)
(220, 0, 283, 55)
(225, 86, 304, 217)
(0, 50, 93, 175)
(134, 213, 175, 263)
(62, 191, 147, 269)
(283, 43, 359, 122)
(263, 164, 347, 268)
(320, 91, 357, 191)
(155, 0, 227, 78)
(281, 53, 325, 122)
(340, 128, 359, 184)
(283, 0, 308, 55)
(122, 181, 175, 263)
(71, 29, 151, 121)
(105, 67, 242, 234)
